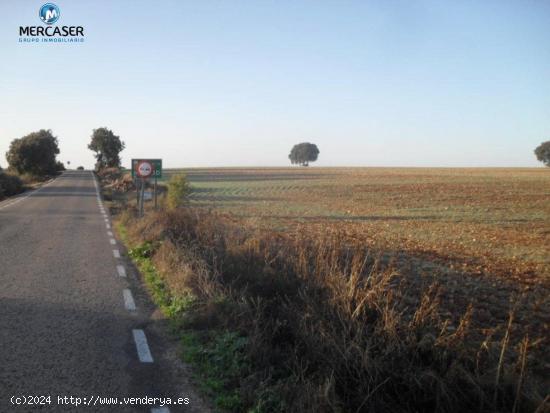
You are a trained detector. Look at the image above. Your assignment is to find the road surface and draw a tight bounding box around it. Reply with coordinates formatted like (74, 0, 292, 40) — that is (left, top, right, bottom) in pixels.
(0, 171, 204, 412)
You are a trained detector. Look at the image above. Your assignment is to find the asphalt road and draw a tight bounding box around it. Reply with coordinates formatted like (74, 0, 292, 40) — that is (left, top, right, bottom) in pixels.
(0, 171, 204, 412)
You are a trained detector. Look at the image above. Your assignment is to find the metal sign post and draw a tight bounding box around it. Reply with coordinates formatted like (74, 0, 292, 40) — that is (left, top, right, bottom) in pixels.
(135, 177, 140, 206)
(139, 178, 146, 217)
(154, 177, 158, 210)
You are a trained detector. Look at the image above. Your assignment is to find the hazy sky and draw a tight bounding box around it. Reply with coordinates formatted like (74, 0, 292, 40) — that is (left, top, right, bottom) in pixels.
(1, 0, 549, 168)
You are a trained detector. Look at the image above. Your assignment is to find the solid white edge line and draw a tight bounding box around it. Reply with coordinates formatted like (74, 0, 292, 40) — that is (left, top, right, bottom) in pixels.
(113, 249, 120, 258)
(116, 264, 126, 277)
(123, 289, 137, 311)
(132, 329, 154, 363)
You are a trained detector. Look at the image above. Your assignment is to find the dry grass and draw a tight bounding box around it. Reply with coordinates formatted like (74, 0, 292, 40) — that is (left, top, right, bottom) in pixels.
(119, 205, 548, 412)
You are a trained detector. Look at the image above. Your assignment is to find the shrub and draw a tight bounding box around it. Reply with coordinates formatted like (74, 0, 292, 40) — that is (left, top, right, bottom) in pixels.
(166, 173, 191, 210)
(6, 129, 60, 176)
(77, 166, 84, 170)
(18, 173, 48, 185)
(0, 172, 24, 199)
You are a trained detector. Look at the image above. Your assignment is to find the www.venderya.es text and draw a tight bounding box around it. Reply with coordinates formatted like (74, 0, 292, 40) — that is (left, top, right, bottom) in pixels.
(10, 395, 190, 407)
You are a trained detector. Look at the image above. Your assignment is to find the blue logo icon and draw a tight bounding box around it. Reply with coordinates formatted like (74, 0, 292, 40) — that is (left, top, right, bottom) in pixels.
(39, 3, 60, 25)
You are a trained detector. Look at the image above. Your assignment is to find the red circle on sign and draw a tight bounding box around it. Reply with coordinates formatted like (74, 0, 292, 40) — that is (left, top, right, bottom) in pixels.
(137, 161, 153, 178)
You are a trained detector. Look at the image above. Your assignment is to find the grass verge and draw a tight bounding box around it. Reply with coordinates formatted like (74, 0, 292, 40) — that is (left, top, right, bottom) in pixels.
(116, 220, 251, 411)
(111, 206, 547, 413)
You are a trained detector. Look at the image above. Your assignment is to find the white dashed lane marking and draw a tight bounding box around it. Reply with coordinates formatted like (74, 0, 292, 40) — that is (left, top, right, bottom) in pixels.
(95, 174, 158, 379)
(132, 329, 154, 363)
(116, 265, 126, 277)
(123, 289, 136, 311)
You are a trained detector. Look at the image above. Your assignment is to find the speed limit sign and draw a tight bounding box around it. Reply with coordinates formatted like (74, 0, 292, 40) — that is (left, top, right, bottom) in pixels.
(136, 161, 153, 178)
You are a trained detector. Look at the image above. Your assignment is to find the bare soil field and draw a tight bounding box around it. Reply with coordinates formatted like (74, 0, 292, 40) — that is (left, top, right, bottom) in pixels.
(164, 167, 549, 283)
(161, 167, 550, 365)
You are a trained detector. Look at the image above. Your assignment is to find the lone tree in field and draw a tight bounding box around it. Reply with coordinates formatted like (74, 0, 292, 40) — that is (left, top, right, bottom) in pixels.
(6, 129, 60, 176)
(288, 142, 320, 166)
(534, 141, 550, 167)
(88, 127, 125, 170)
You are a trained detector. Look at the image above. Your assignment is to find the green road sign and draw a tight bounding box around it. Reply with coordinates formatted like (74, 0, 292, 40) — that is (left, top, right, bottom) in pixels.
(131, 159, 162, 179)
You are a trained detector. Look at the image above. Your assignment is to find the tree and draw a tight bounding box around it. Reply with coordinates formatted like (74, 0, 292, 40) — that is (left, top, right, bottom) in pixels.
(6, 129, 60, 176)
(534, 141, 550, 167)
(88, 127, 125, 170)
(288, 142, 320, 166)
